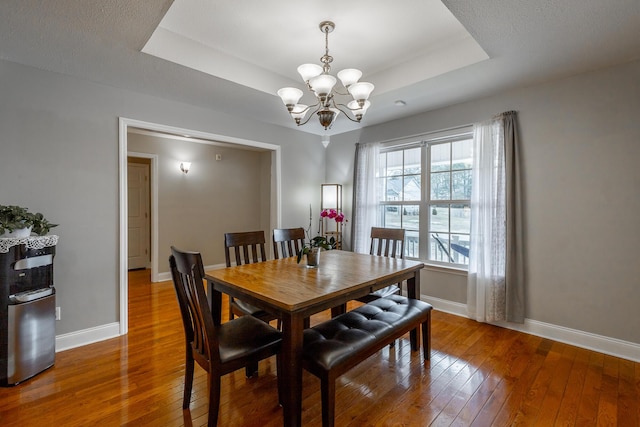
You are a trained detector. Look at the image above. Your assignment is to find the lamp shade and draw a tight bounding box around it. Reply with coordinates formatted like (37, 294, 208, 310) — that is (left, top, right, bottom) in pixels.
(348, 82, 375, 103)
(348, 100, 371, 118)
(321, 184, 342, 210)
(337, 68, 362, 87)
(291, 104, 308, 122)
(309, 74, 337, 97)
(297, 64, 323, 83)
(277, 87, 303, 108)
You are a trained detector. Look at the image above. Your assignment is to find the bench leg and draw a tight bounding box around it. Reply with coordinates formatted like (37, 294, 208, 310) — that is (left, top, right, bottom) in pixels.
(321, 374, 336, 427)
(422, 312, 431, 360)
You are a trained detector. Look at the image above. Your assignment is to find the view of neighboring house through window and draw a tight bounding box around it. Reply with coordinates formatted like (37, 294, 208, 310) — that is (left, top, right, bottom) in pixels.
(376, 129, 473, 267)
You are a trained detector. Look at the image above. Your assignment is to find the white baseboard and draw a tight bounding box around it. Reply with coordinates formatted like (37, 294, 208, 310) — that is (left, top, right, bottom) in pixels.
(422, 295, 640, 363)
(155, 263, 225, 282)
(55, 294, 640, 363)
(55, 322, 120, 352)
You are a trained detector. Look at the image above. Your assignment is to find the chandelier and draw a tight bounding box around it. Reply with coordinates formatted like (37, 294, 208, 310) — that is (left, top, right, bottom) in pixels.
(277, 21, 374, 130)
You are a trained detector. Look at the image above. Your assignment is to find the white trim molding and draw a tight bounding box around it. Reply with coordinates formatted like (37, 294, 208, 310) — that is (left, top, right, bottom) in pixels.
(118, 117, 282, 337)
(55, 294, 640, 363)
(156, 262, 227, 282)
(55, 323, 120, 353)
(422, 294, 640, 363)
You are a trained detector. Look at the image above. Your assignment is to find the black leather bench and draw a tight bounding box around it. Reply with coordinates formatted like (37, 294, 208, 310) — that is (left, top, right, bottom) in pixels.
(302, 294, 432, 427)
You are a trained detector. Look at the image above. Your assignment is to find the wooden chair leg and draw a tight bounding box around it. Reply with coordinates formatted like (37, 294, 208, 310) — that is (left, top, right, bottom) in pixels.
(183, 349, 194, 409)
(276, 354, 284, 406)
(410, 326, 419, 351)
(228, 299, 235, 321)
(207, 373, 221, 427)
(245, 360, 258, 378)
(321, 375, 336, 427)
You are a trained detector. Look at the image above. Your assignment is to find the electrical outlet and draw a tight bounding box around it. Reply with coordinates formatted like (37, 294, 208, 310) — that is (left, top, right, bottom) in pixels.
(55, 306, 61, 320)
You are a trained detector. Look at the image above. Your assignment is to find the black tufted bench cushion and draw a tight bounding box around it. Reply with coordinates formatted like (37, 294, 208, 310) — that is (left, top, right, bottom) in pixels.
(302, 294, 432, 427)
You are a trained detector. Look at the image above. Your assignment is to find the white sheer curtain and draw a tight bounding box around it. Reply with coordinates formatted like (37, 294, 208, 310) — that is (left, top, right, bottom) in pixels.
(467, 111, 524, 323)
(352, 142, 381, 254)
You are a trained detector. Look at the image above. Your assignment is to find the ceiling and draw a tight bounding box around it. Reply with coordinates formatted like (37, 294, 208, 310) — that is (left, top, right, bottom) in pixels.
(1, 0, 639, 136)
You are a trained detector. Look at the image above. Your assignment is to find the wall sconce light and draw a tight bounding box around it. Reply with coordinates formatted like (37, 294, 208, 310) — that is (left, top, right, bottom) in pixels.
(180, 162, 191, 174)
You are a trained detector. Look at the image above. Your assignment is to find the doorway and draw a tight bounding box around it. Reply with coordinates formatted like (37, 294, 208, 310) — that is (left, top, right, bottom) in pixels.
(118, 117, 282, 335)
(127, 157, 151, 270)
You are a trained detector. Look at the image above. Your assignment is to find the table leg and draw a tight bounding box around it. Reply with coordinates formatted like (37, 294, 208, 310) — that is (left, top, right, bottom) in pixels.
(330, 303, 346, 318)
(206, 280, 222, 326)
(407, 272, 421, 351)
(281, 312, 305, 427)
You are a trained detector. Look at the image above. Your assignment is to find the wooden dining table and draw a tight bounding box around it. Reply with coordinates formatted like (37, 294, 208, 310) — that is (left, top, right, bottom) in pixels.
(205, 249, 424, 427)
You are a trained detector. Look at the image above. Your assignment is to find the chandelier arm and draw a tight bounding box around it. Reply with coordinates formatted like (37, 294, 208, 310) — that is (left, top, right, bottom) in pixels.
(333, 101, 362, 112)
(332, 88, 350, 96)
(296, 104, 322, 126)
(332, 104, 360, 123)
(297, 102, 321, 115)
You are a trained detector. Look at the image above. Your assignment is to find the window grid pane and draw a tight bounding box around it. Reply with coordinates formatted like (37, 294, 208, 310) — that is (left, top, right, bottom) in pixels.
(375, 130, 472, 267)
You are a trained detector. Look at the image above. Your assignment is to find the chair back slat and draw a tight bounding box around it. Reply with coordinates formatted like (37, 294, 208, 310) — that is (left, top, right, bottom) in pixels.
(273, 227, 305, 259)
(224, 231, 268, 267)
(370, 227, 405, 259)
(170, 247, 220, 364)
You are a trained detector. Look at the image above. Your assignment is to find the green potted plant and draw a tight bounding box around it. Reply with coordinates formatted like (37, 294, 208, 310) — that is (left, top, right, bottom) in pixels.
(297, 235, 336, 267)
(0, 205, 58, 237)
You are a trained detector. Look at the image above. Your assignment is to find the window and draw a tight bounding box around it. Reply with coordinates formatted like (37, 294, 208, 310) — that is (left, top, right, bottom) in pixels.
(376, 129, 473, 267)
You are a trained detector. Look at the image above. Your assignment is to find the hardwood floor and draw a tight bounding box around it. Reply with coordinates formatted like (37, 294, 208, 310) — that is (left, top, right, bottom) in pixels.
(1, 269, 638, 426)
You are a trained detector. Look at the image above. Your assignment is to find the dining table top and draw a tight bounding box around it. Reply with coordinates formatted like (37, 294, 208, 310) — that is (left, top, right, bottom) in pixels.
(204, 249, 424, 314)
(204, 249, 425, 427)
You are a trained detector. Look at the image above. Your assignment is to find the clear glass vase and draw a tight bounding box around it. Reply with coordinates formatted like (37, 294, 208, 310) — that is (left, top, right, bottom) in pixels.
(306, 247, 321, 268)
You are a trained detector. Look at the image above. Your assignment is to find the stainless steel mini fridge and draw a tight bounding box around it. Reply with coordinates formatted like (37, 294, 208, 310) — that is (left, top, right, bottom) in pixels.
(1, 236, 58, 386)
(7, 292, 56, 384)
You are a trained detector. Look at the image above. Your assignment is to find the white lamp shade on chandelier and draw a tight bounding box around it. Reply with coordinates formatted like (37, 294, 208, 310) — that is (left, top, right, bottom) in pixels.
(277, 21, 374, 130)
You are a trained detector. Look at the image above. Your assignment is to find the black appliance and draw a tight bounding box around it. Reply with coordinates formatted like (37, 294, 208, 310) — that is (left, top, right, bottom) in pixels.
(0, 236, 57, 386)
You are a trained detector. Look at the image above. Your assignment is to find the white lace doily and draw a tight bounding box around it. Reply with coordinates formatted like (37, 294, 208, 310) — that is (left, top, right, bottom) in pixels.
(0, 235, 59, 253)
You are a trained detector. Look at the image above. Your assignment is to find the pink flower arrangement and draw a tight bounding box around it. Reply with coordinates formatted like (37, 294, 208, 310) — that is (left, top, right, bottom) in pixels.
(320, 208, 346, 223)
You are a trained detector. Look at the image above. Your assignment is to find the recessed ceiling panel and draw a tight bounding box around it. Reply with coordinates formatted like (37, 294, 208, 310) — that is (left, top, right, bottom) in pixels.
(142, 0, 489, 96)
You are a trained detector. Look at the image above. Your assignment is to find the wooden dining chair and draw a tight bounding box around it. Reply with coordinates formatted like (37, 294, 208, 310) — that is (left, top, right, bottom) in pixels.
(169, 246, 283, 427)
(273, 227, 305, 259)
(224, 230, 280, 324)
(356, 227, 406, 303)
(272, 227, 312, 329)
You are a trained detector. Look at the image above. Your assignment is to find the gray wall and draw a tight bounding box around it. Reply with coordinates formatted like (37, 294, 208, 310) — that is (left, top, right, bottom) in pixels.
(0, 59, 324, 335)
(328, 59, 640, 345)
(3, 52, 638, 350)
(128, 133, 272, 272)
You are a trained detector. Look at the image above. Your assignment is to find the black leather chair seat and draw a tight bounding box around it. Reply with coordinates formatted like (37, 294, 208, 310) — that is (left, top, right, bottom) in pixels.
(303, 294, 432, 372)
(217, 315, 282, 364)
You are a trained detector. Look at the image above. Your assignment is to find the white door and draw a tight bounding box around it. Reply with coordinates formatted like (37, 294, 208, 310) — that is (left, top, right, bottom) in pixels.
(128, 162, 150, 270)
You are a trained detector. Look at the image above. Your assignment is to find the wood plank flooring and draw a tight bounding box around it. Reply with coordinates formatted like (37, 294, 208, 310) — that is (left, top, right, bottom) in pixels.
(1, 269, 638, 426)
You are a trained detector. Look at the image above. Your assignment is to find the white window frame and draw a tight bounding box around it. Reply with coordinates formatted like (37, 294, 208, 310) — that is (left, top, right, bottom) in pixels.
(376, 126, 473, 269)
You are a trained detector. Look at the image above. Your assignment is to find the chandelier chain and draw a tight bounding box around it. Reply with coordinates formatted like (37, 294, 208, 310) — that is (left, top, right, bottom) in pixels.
(321, 24, 333, 73)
